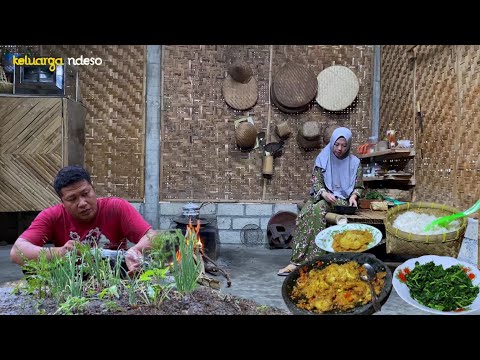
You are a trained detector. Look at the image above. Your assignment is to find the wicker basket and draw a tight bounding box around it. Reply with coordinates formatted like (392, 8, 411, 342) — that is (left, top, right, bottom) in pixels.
(384, 202, 468, 258)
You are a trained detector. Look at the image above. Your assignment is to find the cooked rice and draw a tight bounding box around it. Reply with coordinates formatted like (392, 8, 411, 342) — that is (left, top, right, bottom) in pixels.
(392, 211, 460, 235)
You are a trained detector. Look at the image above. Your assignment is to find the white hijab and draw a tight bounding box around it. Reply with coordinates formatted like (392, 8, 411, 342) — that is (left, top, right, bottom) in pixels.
(313, 127, 360, 199)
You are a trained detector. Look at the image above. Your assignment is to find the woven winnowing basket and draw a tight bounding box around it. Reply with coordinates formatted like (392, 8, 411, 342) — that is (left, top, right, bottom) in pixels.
(385, 202, 468, 258)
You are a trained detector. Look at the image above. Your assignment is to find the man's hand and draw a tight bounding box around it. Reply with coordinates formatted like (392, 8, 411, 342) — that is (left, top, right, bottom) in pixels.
(322, 191, 337, 204)
(125, 247, 144, 276)
(60, 240, 78, 255)
(11, 238, 79, 265)
(49, 240, 78, 258)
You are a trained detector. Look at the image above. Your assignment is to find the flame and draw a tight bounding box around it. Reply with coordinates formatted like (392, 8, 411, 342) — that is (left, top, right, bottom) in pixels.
(175, 219, 204, 263)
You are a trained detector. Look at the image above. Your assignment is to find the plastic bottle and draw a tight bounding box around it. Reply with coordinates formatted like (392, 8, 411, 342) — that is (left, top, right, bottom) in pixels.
(386, 124, 396, 149)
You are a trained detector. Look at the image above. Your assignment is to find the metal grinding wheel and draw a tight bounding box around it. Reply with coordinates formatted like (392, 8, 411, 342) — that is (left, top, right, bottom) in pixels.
(240, 224, 264, 246)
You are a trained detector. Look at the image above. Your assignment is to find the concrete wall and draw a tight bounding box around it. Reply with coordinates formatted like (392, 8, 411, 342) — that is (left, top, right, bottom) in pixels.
(131, 201, 298, 246)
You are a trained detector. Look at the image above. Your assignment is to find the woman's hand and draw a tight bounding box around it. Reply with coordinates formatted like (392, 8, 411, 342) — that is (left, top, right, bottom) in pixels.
(322, 191, 337, 204)
(349, 195, 358, 207)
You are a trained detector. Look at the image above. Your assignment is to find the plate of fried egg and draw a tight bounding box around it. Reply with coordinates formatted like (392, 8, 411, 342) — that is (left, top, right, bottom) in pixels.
(315, 223, 383, 253)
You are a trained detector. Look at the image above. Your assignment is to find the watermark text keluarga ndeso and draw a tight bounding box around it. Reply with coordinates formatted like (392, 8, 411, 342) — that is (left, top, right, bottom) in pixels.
(13, 56, 103, 72)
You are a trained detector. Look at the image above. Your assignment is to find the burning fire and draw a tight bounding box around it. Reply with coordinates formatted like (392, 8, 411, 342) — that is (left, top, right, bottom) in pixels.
(176, 219, 204, 262)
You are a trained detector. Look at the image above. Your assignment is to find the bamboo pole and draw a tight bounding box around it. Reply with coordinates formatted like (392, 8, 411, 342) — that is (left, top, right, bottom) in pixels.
(262, 45, 274, 200)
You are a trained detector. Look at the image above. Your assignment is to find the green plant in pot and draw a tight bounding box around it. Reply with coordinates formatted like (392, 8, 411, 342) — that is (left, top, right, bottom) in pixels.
(359, 190, 384, 209)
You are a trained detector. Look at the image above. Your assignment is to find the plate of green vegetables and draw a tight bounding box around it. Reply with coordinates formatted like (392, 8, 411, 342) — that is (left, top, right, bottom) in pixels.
(393, 255, 480, 314)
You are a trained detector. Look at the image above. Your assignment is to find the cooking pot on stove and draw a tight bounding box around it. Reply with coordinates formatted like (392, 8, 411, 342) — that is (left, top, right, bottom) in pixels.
(182, 202, 200, 217)
(173, 202, 211, 226)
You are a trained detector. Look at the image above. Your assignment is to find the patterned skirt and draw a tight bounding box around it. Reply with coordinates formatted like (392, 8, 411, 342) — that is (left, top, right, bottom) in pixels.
(290, 197, 348, 265)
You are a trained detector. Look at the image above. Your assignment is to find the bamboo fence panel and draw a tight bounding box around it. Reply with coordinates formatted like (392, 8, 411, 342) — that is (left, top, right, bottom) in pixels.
(381, 45, 480, 212)
(36, 45, 146, 200)
(161, 45, 374, 202)
(0, 97, 63, 211)
(265, 45, 373, 201)
(453, 45, 480, 212)
(6, 45, 475, 208)
(414, 46, 458, 205)
(161, 45, 271, 201)
(379, 45, 415, 149)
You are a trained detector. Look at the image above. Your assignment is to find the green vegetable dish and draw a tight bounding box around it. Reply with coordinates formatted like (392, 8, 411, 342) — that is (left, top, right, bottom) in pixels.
(405, 261, 480, 312)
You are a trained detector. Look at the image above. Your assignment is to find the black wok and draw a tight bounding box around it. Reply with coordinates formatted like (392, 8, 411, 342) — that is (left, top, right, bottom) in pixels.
(281, 252, 392, 315)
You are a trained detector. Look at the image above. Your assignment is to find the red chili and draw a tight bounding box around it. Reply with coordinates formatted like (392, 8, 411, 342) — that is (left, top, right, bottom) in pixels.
(468, 273, 475, 280)
(398, 271, 407, 283)
(404, 267, 411, 274)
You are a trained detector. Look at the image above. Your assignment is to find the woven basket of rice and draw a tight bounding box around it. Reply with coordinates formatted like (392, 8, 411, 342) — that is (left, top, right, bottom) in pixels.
(384, 202, 468, 258)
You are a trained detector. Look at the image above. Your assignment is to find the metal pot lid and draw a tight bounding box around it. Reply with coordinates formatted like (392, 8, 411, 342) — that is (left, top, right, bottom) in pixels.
(183, 202, 200, 211)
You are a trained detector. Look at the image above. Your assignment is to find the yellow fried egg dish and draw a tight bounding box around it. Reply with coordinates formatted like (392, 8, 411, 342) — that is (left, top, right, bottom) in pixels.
(291, 261, 386, 313)
(332, 230, 373, 252)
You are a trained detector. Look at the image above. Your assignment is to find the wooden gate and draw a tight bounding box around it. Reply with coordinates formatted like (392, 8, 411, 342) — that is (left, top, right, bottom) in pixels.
(0, 96, 85, 211)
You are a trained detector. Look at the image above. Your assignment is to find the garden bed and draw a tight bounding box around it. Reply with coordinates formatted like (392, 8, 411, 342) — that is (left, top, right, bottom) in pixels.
(0, 282, 289, 315)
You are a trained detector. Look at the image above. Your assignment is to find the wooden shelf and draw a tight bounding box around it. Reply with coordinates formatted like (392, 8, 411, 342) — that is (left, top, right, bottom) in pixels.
(358, 148, 415, 160)
(363, 176, 385, 181)
(363, 176, 415, 185)
(359, 148, 416, 189)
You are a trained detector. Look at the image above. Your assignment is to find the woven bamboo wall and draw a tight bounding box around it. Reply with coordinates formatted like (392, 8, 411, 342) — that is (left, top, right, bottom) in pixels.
(161, 45, 373, 201)
(381, 45, 480, 212)
(0, 98, 63, 211)
(35, 45, 146, 200)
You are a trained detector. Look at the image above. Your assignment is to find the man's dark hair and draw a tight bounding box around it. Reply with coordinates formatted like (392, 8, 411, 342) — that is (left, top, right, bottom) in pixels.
(53, 166, 92, 197)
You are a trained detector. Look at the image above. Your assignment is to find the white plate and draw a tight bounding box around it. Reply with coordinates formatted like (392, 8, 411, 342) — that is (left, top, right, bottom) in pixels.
(393, 255, 480, 315)
(314, 223, 382, 252)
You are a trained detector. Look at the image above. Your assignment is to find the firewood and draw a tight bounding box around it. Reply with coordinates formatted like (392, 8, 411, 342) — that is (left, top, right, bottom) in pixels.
(197, 274, 221, 290)
(204, 263, 219, 275)
(202, 253, 232, 287)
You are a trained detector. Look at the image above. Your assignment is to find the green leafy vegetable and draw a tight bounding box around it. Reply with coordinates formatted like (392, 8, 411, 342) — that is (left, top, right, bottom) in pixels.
(405, 261, 479, 311)
(364, 190, 384, 200)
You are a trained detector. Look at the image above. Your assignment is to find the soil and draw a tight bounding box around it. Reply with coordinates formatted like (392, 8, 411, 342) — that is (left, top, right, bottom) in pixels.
(0, 282, 290, 315)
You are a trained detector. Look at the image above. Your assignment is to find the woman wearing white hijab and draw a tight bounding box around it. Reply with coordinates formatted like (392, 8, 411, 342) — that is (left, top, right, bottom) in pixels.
(278, 127, 364, 275)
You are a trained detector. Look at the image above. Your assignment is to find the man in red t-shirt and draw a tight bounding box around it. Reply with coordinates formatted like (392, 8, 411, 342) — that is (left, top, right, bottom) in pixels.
(10, 166, 154, 275)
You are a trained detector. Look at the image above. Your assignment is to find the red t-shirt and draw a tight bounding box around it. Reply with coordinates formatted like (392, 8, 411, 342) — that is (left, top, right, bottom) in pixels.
(20, 197, 151, 250)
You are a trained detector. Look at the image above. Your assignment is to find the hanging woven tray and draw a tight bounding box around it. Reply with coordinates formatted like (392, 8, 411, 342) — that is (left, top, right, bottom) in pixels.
(271, 82, 310, 114)
(316, 65, 359, 111)
(272, 62, 317, 109)
(222, 75, 258, 111)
